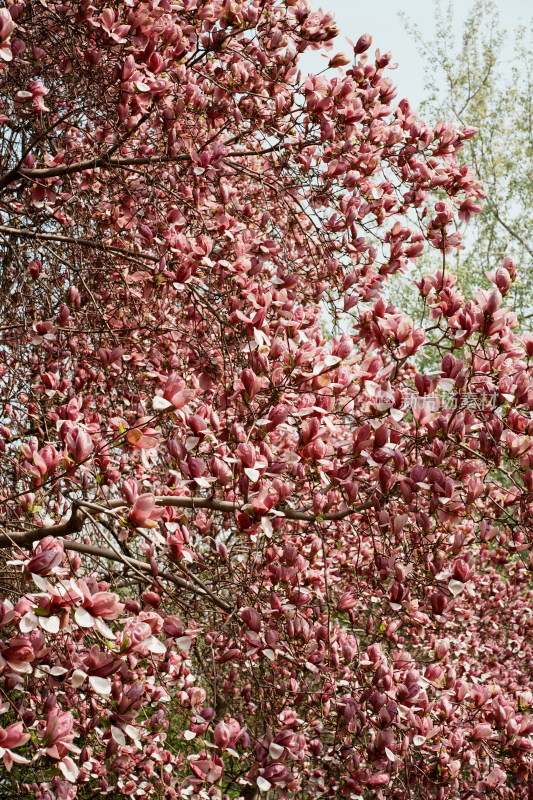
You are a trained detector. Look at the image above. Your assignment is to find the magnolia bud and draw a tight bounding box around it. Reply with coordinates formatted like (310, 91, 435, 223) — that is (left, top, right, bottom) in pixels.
(142, 590, 161, 608)
(329, 52, 350, 68)
(337, 592, 357, 612)
(241, 607, 262, 632)
(214, 721, 231, 749)
(27, 548, 62, 576)
(353, 33, 372, 55)
(435, 638, 450, 659)
(430, 592, 447, 615)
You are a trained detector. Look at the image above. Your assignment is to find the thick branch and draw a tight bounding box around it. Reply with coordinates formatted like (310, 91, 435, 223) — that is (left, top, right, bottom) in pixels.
(0, 495, 374, 549)
(0, 505, 85, 548)
(0, 154, 187, 188)
(128, 495, 375, 522)
(0, 226, 160, 262)
(0, 143, 298, 188)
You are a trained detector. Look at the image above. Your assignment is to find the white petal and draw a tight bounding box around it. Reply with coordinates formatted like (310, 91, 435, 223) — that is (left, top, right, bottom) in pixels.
(75, 607, 95, 628)
(184, 730, 196, 740)
(40, 615, 60, 634)
(7, 660, 32, 674)
(269, 743, 284, 759)
(31, 574, 48, 591)
(448, 579, 464, 596)
(257, 777, 272, 792)
(111, 726, 126, 746)
(283, 451, 300, 464)
(0, 45, 13, 62)
(153, 396, 173, 411)
(413, 735, 426, 746)
(70, 669, 87, 688)
(175, 636, 192, 653)
(323, 354, 341, 366)
(89, 676, 111, 696)
(94, 617, 115, 639)
(6, 749, 29, 765)
(19, 612, 38, 633)
(58, 756, 79, 783)
(144, 635, 166, 655)
(244, 468, 260, 482)
(262, 649, 275, 662)
(385, 747, 395, 761)
(50, 666, 68, 677)
(124, 725, 141, 741)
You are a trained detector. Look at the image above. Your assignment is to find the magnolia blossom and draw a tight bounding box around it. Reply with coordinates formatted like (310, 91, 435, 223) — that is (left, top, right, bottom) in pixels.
(0, 723, 30, 770)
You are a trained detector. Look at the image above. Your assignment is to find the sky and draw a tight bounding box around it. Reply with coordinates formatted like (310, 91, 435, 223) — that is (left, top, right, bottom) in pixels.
(299, 0, 532, 109)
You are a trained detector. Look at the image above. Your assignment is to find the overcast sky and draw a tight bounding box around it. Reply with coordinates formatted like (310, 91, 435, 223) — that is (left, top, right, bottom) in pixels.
(299, 0, 532, 109)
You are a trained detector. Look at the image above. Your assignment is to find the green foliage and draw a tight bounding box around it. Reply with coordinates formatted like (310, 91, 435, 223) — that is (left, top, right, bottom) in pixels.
(395, 0, 533, 322)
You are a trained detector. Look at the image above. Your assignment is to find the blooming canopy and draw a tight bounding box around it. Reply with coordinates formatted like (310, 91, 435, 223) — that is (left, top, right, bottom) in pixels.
(0, 1, 531, 799)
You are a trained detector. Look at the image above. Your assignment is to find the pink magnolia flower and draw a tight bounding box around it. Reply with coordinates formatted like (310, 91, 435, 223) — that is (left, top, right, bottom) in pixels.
(0, 722, 30, 770)
(120, 619, 153, 654)
(214, 721, 231, 750)
(77, 644, 122, 678)
(153, 373, 193, 411)
(353, 33, 372, 54)
(472, 723, 493, 740)
(128, 493, 165, 528)
(1, 636, 34, 670)
(27, 536, 64, 576)
(190, 752, 224, 783)
(65, 427, 94, 463)
(78, 580, 124, 620)
(0, 9, 16, 43)
(42, 710, 76, 758)
(337, 593, 357, 611)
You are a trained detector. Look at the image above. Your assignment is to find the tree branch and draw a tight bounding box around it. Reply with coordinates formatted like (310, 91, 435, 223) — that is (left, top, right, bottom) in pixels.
(0, 495, 374, 549)
(487, 203, 533, 259)
(0, 505, 85, 548)
(63, 541, 232, 613)
(0, 225, 160, 262)
(0, 154, 188, 187)
(0, 142, 307, 188)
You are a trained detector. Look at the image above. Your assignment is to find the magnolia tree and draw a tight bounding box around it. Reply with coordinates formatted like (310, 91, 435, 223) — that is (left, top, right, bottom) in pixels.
(0, 1, 532, 799)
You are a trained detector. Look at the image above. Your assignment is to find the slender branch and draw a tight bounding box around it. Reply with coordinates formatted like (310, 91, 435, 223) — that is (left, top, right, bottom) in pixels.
(487, 203, 533, 259)
(63, 541, 232, 613)
(174, 559, 235, 613)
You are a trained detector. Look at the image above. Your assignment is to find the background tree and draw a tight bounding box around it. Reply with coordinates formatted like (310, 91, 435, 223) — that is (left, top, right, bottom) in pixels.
(395, 0, 533, 322)
(0, 2, 533, 800)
